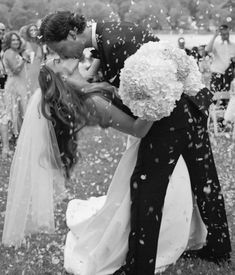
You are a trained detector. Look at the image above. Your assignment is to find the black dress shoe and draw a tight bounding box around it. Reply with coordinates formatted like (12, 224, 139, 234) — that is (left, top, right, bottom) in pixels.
(181, 249, 231, 266)
(181, 250, 199, 260)
(112, 270, 126, 275)
(198, 249, 231, 266)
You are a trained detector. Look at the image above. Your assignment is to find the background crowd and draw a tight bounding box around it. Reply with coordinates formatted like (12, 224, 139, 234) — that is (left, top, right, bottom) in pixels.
(0, 19, 234, 158)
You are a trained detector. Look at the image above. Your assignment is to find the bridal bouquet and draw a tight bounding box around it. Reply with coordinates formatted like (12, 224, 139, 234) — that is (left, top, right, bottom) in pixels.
(119, 41, 204, 121)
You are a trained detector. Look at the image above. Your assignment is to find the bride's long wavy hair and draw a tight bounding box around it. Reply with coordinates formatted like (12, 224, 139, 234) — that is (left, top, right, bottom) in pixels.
(38, 65, 114, 177)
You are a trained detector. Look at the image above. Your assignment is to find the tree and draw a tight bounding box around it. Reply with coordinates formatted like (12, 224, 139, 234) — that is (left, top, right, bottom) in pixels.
(2, 0, 235, 31)
(46, 0, 79, 13)
(124, 0, 191, 30)
(10, 7, 35, 29)
(0, 4, 11, 27)
(74, 0, 119, 22)
(124, 0, 168, 29)
(109, 0, 131, 21)
(195, 0, 232, 30)
(220, 0, 235, 29)
(162, 0, 191, 30)
(0, 0, 16, 10)
(8, 0, 49, 29)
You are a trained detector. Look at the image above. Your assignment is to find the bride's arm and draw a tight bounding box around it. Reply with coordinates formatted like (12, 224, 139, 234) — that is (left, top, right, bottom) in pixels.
(92, 96, 153, 138)
(81, 58, 101, 81)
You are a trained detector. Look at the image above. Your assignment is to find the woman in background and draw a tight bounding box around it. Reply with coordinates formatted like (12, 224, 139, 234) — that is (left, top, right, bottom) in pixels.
(3, 32, 31, 136)
(0, 89, 11, 157)
(24, 24, 44, 92)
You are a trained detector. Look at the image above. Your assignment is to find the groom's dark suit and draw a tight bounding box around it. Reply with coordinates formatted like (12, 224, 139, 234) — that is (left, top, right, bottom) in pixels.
(94, 22, 231, 274)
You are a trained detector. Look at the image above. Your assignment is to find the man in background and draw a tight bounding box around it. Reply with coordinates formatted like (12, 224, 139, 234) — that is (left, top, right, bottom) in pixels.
(206, 24, 235, 95)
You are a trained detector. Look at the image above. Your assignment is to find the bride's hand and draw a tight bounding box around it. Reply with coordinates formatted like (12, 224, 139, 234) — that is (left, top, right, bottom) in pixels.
(22, 50, 31, 63)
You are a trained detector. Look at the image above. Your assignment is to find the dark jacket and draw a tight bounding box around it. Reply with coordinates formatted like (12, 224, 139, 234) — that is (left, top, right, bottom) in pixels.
(95, 21, 213, 119)
(95, 21, 159, 87)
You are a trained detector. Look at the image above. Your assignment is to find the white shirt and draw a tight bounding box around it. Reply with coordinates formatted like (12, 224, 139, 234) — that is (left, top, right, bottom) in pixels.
(91, 23, 98, 50)
(210, 40, 235, 74)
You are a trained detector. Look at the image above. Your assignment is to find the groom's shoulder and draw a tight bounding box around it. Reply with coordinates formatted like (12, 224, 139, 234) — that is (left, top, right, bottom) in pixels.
(96, 21, 159, 41)
(96, 21, 136, 31)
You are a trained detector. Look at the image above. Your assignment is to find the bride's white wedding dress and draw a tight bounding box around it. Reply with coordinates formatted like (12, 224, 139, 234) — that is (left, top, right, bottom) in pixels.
(64, 138, 207, 275)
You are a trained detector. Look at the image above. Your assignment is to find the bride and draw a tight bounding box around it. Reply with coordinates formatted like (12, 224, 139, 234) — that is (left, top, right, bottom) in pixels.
(2, 57, 207, 274)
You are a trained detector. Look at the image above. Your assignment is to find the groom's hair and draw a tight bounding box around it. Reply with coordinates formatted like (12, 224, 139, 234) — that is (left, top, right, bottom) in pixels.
(39, 11, 86, 42)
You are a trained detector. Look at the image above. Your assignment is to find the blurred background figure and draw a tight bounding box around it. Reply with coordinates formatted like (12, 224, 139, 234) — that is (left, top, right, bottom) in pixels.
(0, 22, 11, 157)
(0, 89, 11, 157)
(206, 24, 235, 97)
(0, 23, 7, 88)
(178, 37, 191, 55)
(24, 24, 43, 92)
(3, 32, 31, 137)
(224, 59, 235, 117)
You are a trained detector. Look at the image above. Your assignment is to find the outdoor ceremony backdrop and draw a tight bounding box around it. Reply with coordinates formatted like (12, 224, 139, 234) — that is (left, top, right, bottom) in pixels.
(0, 0, 234, 33)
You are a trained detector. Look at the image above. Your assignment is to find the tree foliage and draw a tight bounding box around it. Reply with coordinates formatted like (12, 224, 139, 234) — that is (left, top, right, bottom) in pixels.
(0, 0, 234, 31)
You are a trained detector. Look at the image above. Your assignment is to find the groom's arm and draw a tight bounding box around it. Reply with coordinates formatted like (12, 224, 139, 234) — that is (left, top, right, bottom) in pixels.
(188, 87, 213, 118)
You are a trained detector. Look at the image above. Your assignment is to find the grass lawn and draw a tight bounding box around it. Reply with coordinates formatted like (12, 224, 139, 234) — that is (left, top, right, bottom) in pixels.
(0, 127, 235, 274)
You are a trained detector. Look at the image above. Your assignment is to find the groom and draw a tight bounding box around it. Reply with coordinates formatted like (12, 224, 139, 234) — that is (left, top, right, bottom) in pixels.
(40, 12, 231, 274)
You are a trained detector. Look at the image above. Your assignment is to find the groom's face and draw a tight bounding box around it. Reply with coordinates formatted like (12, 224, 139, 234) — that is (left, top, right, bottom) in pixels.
(47, 38, 84, 60)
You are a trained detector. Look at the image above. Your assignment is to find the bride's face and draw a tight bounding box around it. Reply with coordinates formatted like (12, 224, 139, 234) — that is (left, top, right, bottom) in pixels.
(47, 37, 85, 60)
(46, 57, 80, 78)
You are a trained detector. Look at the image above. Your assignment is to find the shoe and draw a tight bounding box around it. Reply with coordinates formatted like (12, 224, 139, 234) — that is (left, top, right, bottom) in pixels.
(182, 249, 231, 266)
(113, 270, 126, 275)
(181, 250, 199, 260)
(197, 249, 231, 266)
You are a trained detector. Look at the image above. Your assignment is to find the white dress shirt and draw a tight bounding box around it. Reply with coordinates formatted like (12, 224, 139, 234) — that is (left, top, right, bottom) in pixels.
(211, 40, 235, 74)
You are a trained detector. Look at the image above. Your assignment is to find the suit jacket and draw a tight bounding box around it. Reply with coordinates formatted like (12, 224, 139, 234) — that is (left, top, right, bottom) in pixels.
(95, 21, 213, 119)
(95, 21, 159, 87)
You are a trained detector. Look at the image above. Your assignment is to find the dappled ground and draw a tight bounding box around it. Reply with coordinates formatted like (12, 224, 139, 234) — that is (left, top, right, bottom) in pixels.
(0, 127, 235, 274)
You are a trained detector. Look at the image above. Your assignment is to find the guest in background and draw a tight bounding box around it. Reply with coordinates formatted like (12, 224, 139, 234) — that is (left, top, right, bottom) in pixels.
(206, 24, 235, 96)
(0, 22, 11, 157)
(224, 60, 235, 125)
(24, 24, 44, 92)
(3, 32, 31, 136)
